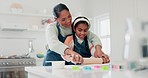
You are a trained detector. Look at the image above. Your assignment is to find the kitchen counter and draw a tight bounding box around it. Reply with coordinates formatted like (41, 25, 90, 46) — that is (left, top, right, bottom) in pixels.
(25, 65, 148, 78)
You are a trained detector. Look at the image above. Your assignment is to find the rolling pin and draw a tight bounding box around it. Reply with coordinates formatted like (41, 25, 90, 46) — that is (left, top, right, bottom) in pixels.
(82, 58, 103, 65)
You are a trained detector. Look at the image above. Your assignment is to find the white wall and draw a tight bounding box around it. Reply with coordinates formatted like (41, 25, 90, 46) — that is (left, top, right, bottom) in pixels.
(86, 0, 111, 18)
(84, 0, 148, 62)
(0, 0, 87, 16)
(110, 0, 148, 62)
(83, 0, 111, 33)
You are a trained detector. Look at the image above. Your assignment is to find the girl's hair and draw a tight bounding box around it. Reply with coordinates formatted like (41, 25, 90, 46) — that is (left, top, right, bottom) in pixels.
(53, 3, 69, 18)
(72, 16, 90, 29)
(72, 16, 91, 54)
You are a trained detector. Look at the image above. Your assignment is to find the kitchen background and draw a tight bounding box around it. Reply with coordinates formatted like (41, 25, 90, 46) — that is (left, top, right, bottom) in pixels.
(0, 0, 148, 66)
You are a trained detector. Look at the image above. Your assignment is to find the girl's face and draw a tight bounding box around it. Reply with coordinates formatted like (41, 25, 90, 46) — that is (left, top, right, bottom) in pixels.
(57, 10, 72, 28)
(74, 23, 89, 40)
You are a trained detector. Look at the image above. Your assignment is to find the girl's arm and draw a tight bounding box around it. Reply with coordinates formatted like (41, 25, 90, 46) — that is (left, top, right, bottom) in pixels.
(89, 40, 110, 64)
(94, 45, 110, 63)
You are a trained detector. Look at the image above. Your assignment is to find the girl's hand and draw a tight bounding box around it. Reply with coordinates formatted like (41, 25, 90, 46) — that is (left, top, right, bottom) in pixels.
(94, 51, 110, 64)
(94, 45, 110, 64)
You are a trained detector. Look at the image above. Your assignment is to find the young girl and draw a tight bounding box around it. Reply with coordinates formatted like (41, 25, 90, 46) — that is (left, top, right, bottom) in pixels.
(62, 16, 109, 64)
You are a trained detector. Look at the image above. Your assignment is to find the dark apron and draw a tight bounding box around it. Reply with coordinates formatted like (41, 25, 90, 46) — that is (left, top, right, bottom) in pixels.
(43, 23, 73, 66)
(74, 38, 91, 58)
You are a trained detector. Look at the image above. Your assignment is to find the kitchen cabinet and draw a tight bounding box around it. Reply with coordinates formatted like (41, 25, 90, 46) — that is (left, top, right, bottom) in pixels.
(0, 12, 51, 17)
(0, 11, 52, 32)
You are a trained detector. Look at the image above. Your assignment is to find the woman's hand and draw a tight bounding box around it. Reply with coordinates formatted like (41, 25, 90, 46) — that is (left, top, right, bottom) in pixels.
(61, 54, 71, 62)
(94, 45, 110, 64)
(64, 48, 83, 64)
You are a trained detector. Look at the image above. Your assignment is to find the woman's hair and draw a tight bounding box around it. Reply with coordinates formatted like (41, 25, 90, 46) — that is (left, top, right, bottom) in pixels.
(53, 3, 69, 18)
(72, 16, 91, 54)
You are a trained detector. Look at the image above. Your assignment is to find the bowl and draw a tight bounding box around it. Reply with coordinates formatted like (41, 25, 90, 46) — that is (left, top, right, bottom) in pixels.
(36, 52, 44, 58)
(52, 61, 65, 69)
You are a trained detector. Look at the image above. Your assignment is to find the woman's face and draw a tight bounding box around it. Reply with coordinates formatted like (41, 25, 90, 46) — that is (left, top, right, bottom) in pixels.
(74, 23, 89, 40)
(57, 10, 72, 28)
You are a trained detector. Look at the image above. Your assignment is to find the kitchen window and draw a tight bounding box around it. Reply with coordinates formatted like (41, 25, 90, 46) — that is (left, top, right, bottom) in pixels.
(94, 13, 110, 55)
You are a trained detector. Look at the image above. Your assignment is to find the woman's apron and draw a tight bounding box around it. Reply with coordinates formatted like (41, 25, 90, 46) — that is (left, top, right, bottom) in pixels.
(43, 24, 72, 66)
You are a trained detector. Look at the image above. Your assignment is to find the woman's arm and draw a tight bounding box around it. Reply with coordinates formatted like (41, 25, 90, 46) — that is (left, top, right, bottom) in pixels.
(46, 23, 83, 63)
(87, 31, 102, 47)
(46, 23, 68, 55)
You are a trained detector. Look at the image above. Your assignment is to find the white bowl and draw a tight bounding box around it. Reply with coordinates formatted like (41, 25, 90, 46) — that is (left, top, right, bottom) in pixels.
(52, 61, 65, 69)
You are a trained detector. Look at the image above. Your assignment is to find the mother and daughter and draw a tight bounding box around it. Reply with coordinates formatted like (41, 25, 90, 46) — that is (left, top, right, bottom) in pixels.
(43, 3, 110, 66)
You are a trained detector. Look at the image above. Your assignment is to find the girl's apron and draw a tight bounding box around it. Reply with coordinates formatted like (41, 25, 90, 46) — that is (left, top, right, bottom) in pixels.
(74, 37, 91, 58)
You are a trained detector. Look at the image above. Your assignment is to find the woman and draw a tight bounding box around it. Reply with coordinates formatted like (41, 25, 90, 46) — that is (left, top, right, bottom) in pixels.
(43, 3, 109, 66)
